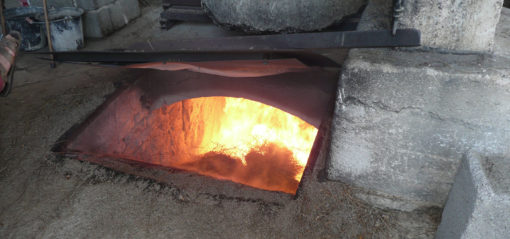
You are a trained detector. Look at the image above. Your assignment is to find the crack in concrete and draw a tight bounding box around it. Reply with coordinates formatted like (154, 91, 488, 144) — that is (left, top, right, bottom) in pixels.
(343, 96, 484, 131)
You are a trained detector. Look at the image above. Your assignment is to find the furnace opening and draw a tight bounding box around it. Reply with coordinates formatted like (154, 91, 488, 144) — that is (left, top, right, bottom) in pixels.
(143, 96, 318, 194)
(56, 69, 338, 198)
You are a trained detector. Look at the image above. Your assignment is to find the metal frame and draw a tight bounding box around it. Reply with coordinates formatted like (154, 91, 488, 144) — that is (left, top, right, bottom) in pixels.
(160, 0, 209, 30)
(130, 29, 420, 51)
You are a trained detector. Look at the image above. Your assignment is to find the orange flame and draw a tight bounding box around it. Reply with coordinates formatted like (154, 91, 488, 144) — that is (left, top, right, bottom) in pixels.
(151, 97, 318, 194)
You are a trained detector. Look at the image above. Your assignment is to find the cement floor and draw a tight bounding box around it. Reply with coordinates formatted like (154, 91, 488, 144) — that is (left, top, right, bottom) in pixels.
(2, 4, 508, 239)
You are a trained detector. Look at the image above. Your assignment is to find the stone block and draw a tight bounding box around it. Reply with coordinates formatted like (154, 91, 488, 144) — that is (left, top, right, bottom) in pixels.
(83, 0, 140, 38)
(109, 0, 141, 29)
(83, 6, 113, 38)
(358, 0, 504, 52)
(327, 48, 510, 210)
(435, 152, 510, 239)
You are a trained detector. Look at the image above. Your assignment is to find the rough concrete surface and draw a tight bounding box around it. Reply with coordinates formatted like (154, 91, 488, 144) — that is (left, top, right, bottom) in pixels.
(495, 7, 510, 58)
(328, 48, 510, 211)
(202, 0, 366, 32)
(0, 4, 440, 239)
(435, 152, 510, 239)
(401, 0, 504, 52)
(360, 0, 504, 52)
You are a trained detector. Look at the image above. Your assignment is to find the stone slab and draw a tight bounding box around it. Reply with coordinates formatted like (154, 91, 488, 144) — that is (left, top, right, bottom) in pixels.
(435, 152, 510, 239)
(202, 0, 366, 32)
(327, 48, 510, 211)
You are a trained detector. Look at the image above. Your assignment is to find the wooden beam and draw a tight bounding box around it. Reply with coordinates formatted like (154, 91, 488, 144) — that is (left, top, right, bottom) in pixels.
(42, 0, 55, 67)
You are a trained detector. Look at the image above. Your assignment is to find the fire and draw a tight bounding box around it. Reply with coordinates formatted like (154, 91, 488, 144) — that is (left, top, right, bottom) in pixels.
(197, 97, 317, 171)
(150, 97, 318, 194)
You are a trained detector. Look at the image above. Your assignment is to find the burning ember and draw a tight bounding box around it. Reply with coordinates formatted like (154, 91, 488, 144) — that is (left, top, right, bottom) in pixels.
(147, 97, 318, 194)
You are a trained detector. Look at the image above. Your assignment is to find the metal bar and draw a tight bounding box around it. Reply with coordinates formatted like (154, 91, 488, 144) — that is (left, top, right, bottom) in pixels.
(43, 52, 274, 63)
(128, 29, 421, 51)
(33, 51, 341, 68)
(162, 0, 201, 7)
(160, 7, 211, 23)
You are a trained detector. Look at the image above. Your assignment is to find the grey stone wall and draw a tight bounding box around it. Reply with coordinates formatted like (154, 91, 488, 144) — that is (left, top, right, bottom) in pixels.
(327, 49, 510, 211)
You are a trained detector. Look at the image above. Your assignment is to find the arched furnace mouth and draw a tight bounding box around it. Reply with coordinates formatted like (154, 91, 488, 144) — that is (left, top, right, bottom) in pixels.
(53, 65, 338, 197)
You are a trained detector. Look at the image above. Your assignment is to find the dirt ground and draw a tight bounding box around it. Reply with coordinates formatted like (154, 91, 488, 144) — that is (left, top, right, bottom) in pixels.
(3, 3, 495, 239)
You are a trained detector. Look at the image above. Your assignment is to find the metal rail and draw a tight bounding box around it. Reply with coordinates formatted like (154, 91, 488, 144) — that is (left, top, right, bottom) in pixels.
(32, 29, 420, 66)
(162, 0, 202, 9)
